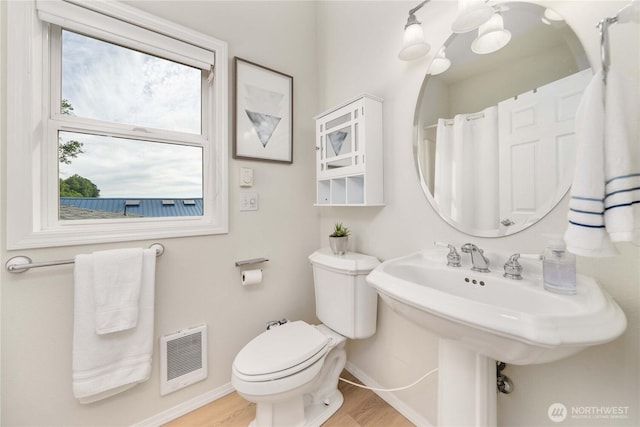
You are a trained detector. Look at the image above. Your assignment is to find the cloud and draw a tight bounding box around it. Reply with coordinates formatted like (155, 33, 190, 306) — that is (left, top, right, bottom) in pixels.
(59, 132, 202, 198)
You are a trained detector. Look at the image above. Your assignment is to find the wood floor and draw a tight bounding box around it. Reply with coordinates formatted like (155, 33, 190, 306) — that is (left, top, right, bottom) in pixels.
(163, 371, 414, 427)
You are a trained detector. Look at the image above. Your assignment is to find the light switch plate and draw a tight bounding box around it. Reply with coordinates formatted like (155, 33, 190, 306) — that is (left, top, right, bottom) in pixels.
(240, 191, 258, 211)
(240, 167, 253, 187)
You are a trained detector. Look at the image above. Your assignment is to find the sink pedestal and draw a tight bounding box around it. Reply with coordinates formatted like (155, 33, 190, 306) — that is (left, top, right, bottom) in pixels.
(438, 339, 497, 426)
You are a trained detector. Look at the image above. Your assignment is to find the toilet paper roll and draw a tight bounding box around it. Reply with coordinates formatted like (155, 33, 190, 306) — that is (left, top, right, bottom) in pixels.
(241, 269, 262, 286)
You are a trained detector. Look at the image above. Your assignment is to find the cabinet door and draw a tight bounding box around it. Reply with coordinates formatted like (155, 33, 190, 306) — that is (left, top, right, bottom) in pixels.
(316, 100, 364, 179)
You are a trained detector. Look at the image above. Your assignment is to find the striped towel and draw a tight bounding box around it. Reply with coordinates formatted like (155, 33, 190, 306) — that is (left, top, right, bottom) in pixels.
(565, 68, 639, 257)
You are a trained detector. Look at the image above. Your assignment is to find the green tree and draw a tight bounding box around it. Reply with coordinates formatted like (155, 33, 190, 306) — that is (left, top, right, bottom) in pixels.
(59, 139, 85, 165)
(60, 174, 100, 197)
(58, 99, 85, 164)
(58, 100, 100, 197)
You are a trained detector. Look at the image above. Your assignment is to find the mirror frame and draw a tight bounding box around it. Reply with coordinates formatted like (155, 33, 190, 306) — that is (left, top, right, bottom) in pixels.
(412, 1, 592, 237)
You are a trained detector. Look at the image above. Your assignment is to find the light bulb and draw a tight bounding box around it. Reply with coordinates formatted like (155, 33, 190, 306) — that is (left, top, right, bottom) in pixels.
(399, 22, 431, 61)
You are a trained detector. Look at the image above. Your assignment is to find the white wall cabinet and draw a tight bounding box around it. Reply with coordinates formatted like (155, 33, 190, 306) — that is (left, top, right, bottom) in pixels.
(314, 94, 384, 206)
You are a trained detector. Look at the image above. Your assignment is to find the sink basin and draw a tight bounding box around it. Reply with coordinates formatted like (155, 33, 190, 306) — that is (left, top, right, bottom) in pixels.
(366, 249, 627, 365)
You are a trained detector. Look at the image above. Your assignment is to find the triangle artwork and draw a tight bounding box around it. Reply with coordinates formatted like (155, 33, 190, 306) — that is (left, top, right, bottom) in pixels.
(245, 110, 282, 147)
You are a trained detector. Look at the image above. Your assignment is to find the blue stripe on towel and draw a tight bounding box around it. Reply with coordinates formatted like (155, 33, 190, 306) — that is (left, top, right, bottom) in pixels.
(571, 195, 605, 202)
(569, 221, 606, 229)
(606, 173, 640, 185)
(605, 200, 640, 210)
(569, 208, 603, 215)
(605, 186, 640, 198)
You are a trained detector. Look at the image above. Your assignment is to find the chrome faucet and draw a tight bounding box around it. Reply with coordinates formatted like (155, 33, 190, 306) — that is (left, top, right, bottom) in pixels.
(503, 254, 523, 280)
(434, 241, 461, 267)
(460, 243, 490, 272)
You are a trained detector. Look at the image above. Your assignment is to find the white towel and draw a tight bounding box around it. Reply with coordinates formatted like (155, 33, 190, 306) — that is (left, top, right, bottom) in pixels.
(602, 70, 640, 243)
(73, 248, 156, 404)
(93, 248, 143, 335)
(565, 69, 640, 257)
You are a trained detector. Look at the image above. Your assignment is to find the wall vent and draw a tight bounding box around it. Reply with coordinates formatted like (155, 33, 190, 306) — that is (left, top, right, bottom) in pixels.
(160, 324, 207, 396)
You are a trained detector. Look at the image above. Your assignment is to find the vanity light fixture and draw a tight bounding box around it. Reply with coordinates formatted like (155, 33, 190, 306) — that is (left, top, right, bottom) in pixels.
(471, 12, 512, 54)
(399, 0, 496, 61)
(451, 0, 494, 33)
(428, 47, 451, 75)
(398, 0, 431, 61)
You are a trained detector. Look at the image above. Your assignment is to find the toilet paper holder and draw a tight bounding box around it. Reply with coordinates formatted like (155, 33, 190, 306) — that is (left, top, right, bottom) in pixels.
(235, 257, 269, 267)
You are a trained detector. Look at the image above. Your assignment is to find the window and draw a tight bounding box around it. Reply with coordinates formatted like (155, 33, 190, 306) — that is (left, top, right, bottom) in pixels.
(56, 30, 204, 219)
(6, 0, 228, 249)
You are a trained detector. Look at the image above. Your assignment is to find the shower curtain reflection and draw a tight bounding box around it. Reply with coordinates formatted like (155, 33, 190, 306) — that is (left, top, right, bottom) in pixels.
(433, 106, 499, 232)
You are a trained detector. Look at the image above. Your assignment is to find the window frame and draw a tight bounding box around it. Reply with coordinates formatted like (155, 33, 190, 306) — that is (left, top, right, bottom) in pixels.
(6, 0, 229, 249)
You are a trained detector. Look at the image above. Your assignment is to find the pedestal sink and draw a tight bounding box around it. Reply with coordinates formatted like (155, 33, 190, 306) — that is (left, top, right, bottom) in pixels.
(366, 248, 626, 426)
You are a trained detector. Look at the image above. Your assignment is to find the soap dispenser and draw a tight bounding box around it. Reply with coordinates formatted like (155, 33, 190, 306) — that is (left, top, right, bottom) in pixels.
(543, 237, 576, 295)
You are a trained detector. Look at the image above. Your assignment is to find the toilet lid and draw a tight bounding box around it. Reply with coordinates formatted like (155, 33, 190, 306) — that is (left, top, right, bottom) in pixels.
(233, 321, 330, 380)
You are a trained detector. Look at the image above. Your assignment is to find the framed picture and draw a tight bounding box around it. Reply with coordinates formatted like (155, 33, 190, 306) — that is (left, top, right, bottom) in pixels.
(233, 57, 293, 163)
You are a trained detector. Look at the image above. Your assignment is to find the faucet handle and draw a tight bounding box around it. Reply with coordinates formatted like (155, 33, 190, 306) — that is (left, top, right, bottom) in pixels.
(503, 253, 523, 280)
(434, 241, 461, 267)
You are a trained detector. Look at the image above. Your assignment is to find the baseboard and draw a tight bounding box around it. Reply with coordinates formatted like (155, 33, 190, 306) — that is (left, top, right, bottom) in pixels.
(132, 382, 235, 427)
(344, 361, 434, 427)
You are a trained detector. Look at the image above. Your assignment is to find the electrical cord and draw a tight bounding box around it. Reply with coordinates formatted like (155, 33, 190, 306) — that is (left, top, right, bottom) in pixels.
(338, 368, 439, 392)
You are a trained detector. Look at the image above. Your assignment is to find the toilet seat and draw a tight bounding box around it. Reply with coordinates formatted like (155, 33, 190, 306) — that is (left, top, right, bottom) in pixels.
(233, 321, 330, 382)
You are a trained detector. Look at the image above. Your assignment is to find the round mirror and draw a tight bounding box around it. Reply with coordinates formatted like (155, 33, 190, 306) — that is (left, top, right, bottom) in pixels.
(413, 2, 591, 237)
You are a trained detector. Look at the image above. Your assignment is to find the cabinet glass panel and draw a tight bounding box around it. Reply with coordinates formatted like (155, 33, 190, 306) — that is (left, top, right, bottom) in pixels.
(326, 112, 351, 130)
(327, 158, 352, 169)
(327, 126, 352, 158)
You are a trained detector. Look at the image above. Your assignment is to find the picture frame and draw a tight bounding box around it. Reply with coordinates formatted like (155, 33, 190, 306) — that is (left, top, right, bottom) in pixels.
(233, 57, 293, 163)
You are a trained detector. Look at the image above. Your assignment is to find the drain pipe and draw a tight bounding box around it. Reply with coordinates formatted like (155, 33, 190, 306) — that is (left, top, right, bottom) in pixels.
(497, 362, 513, 394)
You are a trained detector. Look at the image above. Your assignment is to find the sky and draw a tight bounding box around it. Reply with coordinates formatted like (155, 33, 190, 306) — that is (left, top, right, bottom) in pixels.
(58, 30, 203, 198)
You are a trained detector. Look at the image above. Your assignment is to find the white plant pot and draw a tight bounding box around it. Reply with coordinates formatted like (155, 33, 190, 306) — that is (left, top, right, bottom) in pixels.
(329, 236, 348, 255)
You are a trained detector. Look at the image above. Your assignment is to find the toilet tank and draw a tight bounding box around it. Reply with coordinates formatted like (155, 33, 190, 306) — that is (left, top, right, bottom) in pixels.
(308, 249, 379, 339)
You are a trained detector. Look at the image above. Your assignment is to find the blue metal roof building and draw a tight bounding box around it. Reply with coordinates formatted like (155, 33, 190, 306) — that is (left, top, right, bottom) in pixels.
(60, 197, 203, 217)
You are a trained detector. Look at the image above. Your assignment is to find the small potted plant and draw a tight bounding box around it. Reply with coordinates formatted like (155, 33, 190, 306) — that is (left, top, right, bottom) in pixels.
(329, 222, 350, 255)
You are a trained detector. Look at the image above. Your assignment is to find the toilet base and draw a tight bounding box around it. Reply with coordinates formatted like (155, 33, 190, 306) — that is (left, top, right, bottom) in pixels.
(248, 390, 343, 427)
(304, 389, 344, 427)
(244, 325, 348, 427)
(304, 390, 344, 427)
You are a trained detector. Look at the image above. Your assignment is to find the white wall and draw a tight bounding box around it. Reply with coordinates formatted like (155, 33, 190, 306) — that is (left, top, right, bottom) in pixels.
(0, 1, 320, 425)
(316, 1, 639, 426)
(1, 1, 638, 426)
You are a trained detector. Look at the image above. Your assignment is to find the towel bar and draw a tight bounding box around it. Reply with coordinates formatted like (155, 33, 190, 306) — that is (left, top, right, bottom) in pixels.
(5, 243, 165, 274)
(598, 0, 639, 83)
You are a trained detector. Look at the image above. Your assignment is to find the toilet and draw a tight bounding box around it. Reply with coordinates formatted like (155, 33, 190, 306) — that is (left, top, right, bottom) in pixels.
(231, 248, 380, 427)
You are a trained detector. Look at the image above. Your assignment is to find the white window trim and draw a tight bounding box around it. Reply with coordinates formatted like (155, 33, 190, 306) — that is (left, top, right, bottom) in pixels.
(37, 0, 215, 71)
(6, 0, 228, 249)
